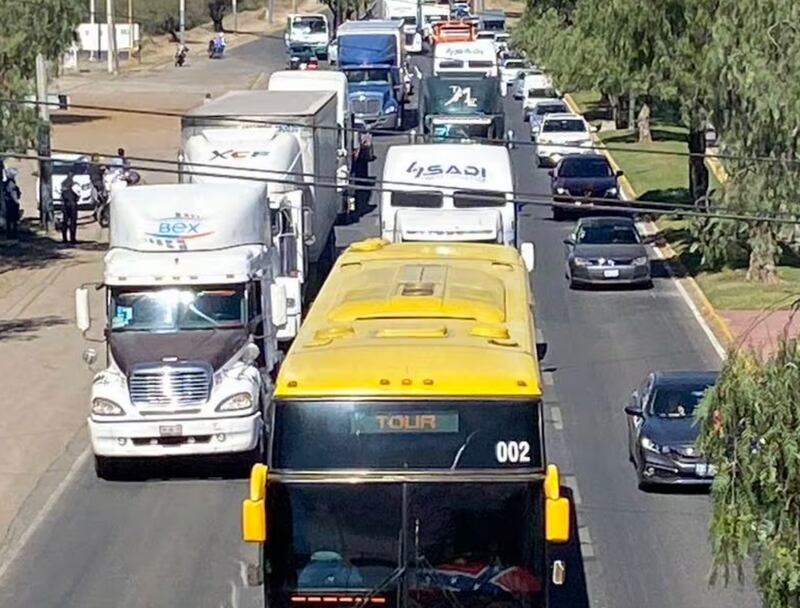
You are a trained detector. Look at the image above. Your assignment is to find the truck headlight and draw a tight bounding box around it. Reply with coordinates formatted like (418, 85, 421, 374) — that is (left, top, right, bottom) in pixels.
(92, 398, 124, 416)
(385, 104, 398, 113)
(633, 256, 649, 266)
(216, 392, 254, 412)
(572, 256, 589, 267)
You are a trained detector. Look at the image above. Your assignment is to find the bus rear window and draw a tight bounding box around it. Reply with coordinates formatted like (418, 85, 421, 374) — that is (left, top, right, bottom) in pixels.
(272, 400, 543, 470)
(453, 190, 507, 208)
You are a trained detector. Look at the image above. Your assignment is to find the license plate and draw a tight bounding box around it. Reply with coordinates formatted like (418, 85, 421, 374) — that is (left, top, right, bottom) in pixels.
(159, 425, 183, 437)
(603, 269, 620, 278)
(695, 463, 716, 477)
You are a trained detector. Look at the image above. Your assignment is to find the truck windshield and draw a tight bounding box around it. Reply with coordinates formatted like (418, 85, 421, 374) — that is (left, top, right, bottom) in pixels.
(292, 16, 326, 33)
(432, 122, 491, 140)
(266, 482, 545, 608)
(453, 189, 507, 207)
(272, 400, 543, 470)
(346, 69, 391, 83)
(109, 285, 246, 332)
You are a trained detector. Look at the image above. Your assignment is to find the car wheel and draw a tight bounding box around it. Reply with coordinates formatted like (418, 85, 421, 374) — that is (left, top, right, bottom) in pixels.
(641, 279, 654, 289)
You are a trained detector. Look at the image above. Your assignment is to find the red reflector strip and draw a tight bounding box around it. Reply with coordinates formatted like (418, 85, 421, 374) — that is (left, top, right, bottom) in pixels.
(290, 596, 385, 605)
(291, 598, 307, 603)
(372, 599, 387, 604)
(323, 598, 338, 603)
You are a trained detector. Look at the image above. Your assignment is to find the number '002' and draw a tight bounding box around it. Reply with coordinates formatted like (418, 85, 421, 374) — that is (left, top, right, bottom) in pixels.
(495, 441, 531, 463)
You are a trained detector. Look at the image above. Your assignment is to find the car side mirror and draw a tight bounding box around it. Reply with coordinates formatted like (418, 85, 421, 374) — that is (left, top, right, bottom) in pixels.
(562, 236, 574, 245)
(506, 129, 515, 150)
(547, 170, 554, 178)
(593, 124, 601, 132)
(270, 284, 288, 328)
(616, 169, 624, 177)
(75, 287, 91, 333)
(624, 405, 643, 417)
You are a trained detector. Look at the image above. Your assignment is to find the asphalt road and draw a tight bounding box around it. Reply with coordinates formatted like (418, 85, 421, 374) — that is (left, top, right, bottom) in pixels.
(0, 42, 760, 608)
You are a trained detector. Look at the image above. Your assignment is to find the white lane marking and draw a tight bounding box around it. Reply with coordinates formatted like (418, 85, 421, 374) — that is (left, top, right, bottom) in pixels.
(0, 446, 91, 583)
(579, 525, 596, 559)
(542, 370, 555, 386)
(650, 244, 726, 359)
(562, 474, 582, 506)
(549, 405, 564, 431)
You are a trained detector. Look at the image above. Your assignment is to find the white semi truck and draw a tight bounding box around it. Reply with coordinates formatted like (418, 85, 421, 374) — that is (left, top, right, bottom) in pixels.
(74, 183, 288, 479)
(380, 143, 533, 257)
(179, 90, 341, 339)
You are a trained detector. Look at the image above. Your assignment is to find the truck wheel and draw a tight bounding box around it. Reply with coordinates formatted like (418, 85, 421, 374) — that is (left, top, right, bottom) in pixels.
(95, 455, 124, 481)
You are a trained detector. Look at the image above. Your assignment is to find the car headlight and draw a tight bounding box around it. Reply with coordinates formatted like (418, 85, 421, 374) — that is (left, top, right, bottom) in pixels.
(641, 436, 670, 454)
(605, 187, 618, 197)
(92, 398, 124, 416)
(572, 256, 589, 267)
(555, 187, 568, 195)
(216, 392, 254, 412)
(633, 255, 649, 266)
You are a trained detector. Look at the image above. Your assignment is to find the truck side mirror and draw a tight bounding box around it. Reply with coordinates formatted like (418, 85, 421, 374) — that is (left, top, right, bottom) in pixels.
(242, 464, 268, 543)
(520, 241, 535, 272)
(241, 343, 261, 365)
(544, 464, 570, 545)
(75, 287, 91, 333)
(506, 129, 515, 149)
(271, 284, 288, 328)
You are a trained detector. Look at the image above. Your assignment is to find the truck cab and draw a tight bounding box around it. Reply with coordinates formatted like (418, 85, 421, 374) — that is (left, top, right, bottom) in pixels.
(419, 75, 513, 146)
(75, 184, 287, 479)
(285, 14, 330, 59)
(337, 20, 408, 130)
(380, 143, 529, 248)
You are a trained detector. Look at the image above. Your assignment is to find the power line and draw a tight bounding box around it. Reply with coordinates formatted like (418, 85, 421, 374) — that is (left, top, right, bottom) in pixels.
(5, 97, 800, 166)
(4, 148, 799, 226)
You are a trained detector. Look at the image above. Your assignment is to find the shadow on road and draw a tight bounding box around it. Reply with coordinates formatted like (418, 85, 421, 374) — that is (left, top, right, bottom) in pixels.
(0, 315, 69, 342)
(549, 486, 591, 608)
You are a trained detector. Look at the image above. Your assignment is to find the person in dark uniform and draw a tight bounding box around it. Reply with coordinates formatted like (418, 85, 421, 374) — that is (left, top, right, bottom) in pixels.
(352, 131, 375, 211)
(60, 171, 80, 244)
(3, 168, 21, 239)
(89, 153, 106, 203)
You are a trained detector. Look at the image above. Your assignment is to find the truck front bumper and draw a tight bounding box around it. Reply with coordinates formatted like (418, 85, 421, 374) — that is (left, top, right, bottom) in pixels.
(88, 412, 262, 457)
(355, 113, 398, 130)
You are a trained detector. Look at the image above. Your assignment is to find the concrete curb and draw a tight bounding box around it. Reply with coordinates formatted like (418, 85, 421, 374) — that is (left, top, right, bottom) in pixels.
(563, 92, 735, 352)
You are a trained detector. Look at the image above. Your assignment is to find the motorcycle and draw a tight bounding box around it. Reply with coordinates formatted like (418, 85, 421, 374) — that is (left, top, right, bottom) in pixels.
(174, 44, 188, 67)
(93, 168, 141, 228)
(208, 38, 225, 59)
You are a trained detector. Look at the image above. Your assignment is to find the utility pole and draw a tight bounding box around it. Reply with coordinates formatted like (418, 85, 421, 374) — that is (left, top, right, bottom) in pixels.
(179, 0, 186, 46)
(35, 54, 53, 232)
(89, 0, 97, 61)
(128, 0, 134, 60)
(106, 0, 118, 74)
(268, 0, 275, 23)
(233, 0, 238, 33)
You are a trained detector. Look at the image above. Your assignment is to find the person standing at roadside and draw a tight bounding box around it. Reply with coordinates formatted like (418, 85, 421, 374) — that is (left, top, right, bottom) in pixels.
(3, 168, 21, 239)
(60, 171, 80, 244)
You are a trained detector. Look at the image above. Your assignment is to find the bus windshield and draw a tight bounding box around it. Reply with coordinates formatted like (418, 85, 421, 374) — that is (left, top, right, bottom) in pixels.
(265, 482, 545, 608)
(272, 400, 543, 470)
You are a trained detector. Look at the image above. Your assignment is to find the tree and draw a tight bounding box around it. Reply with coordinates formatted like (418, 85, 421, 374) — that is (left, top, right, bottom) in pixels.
(697, 339, 800, 608)
(0, 0, 84, 152)
(689, 0, 800, 283)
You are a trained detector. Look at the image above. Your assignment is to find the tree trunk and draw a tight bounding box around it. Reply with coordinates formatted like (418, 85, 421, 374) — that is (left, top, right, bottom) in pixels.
(628, 91, 636, 134)
(637, 102, 652, 144)
(688, 126, 709, 206)
(747, 224, 780, 284)
(608, 94, 621, 129)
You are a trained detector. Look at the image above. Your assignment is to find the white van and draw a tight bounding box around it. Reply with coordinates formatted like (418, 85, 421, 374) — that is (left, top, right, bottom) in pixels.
(381, 143, 527, 247)
(433, 40, 498, 77)
(522, 73, 559, 117)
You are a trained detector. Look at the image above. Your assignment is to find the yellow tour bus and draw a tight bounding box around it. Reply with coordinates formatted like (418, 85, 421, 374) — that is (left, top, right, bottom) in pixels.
(243, 239, 570, 608)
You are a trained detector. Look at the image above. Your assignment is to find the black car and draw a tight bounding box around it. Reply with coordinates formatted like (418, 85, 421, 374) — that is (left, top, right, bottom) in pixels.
(625, 371, 719, 489)
(563, 216, 651, 288)
(287, 43, 316, 70)
(549, 154, 623, 220)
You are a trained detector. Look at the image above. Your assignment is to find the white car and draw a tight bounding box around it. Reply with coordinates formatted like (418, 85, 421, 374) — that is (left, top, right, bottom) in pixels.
(499, 57, 527, 94)
(522, 73, 558, 117)
(36, 153, 95, 210)
(493, 32, 511, 55)
(535, 113, 598, 167)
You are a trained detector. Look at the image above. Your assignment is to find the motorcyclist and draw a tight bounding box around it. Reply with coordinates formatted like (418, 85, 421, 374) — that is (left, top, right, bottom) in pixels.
(88, 153, 106, 203)
(174, 43, 189, 67)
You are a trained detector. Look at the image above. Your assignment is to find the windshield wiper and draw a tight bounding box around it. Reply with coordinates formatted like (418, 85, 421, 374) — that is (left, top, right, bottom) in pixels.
(450, 431, 478, 470)
(354, 565, 408, 608)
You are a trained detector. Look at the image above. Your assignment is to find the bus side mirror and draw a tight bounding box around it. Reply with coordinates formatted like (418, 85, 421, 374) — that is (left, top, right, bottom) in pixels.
(242, 463, 269, 543)
(271, 284, 288, 328)
(544, 464, 570, 544)
(520, 242, 535, 272)
(75, 287, 91, 333)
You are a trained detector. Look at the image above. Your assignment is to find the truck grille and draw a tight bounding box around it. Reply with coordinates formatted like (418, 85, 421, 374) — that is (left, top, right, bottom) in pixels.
(129, 366, 211, 406)
(352, 97, 382, 116)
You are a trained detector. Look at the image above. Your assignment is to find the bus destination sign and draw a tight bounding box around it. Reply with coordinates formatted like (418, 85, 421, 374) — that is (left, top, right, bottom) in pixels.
(351, 412, 460, 434)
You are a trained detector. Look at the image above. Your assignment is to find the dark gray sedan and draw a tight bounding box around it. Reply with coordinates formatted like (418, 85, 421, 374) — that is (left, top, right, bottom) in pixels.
(563, 216, 651, 288)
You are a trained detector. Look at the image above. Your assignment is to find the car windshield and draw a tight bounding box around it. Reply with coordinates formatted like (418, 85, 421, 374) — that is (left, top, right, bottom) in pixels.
(651, 385, 714, 418)
(527, 88, 556, 99)
(543, 119, 585, 133)
(109, 285, 246, 332)
(52, 160, 88, 175)
(535, 103, 567, 115)
(437, 59, 463, 69)
(575, 225, 639, 245)
(468, 60, 494, 68)
(559, 157, 612, 177)
(265, 482, 545, 608)
(293, 16, 326, 32)
(452, 189, 506, 207)
(346, 69, 390, 83)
